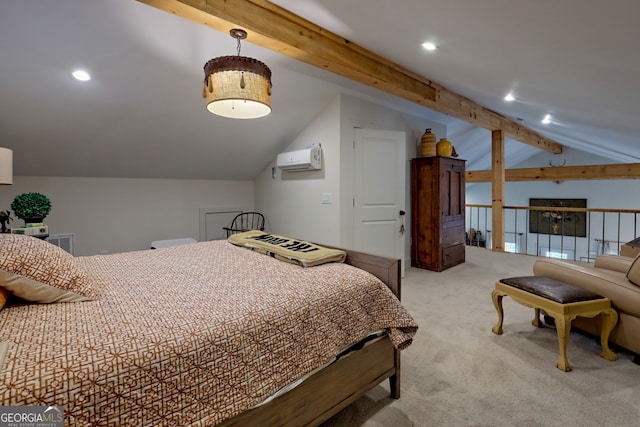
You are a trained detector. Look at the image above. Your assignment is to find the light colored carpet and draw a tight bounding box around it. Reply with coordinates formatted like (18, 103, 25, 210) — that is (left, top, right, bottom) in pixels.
(322, 247, 640, 427)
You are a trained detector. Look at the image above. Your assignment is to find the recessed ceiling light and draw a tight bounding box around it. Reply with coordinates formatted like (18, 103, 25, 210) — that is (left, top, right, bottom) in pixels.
(71, 69, 91, 82)
(421, 42, 438, 51)
(541, 114, 552, 124)
(504, 92, 516, 102)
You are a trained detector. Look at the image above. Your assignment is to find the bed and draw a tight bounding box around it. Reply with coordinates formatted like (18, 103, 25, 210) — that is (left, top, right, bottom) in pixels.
(0, 233, 417, 426)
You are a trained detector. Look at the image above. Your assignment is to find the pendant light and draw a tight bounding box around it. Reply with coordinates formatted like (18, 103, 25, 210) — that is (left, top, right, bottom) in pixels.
(203, 29, 272, 119)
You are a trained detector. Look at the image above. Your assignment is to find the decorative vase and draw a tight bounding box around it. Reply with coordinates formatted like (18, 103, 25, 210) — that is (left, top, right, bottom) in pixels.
(552, 223, 560, 234)
(436, 138, 453, 157)
(420, 128, 437, 157)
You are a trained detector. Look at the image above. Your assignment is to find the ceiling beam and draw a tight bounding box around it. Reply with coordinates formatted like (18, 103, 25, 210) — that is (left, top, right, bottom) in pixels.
(466, 163, 640, 182)
(138, 0, 563, 154)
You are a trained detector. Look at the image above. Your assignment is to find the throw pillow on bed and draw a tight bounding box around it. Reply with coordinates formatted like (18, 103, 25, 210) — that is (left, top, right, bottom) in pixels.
(0, 234, 98, 303)
(626, 253, 640, 287)
(0, 287, 9, 310)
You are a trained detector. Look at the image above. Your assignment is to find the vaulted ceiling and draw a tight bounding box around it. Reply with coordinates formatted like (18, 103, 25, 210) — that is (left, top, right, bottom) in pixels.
(2, 0, 639, 180)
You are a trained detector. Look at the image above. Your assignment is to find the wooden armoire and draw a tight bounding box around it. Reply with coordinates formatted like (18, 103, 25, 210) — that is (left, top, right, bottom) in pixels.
(411, 156, 466, 272)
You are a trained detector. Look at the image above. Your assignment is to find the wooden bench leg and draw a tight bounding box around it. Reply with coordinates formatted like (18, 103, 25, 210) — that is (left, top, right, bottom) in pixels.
(554, 314, 572, 372)
(532, 308, 541, 328)
(600, 309, 619, 362)
(491, 290, 505, 335)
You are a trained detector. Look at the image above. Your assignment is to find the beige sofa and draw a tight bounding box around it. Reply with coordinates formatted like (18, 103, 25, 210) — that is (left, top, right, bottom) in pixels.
(533, 254, 640, 356)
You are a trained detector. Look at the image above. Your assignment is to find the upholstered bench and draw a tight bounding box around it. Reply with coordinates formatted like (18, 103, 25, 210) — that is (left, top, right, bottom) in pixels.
(491, 276, 618, 371)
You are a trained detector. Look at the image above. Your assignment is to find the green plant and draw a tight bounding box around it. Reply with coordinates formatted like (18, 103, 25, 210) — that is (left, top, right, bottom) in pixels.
(10, 192, 52, 222)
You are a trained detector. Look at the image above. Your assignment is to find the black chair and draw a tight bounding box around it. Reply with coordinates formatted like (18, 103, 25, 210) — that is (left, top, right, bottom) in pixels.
(223, 212, 265, 237)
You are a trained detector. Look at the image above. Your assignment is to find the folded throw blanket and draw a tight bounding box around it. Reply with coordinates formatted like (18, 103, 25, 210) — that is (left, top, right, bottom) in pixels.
(228, 231, 347, 267)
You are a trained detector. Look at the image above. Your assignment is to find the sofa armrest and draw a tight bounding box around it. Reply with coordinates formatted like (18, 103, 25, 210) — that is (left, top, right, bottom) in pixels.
(594, 254, 634, 273)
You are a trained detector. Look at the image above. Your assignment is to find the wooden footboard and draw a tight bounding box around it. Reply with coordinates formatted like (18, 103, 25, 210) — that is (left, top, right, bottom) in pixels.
(218, 336, 397, 427)
(341, 248, 401, 299)
(217, 248, 402, 427)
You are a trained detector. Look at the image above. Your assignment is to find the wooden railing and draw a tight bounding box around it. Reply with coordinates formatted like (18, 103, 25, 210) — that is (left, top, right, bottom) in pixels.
(465, 204, 640, 261)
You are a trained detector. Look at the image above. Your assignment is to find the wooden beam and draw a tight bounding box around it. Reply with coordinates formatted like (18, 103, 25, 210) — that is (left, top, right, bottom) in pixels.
(466, 163, 640, 182)
(491, 130, 505, 252)
(137, 0, 563, 154)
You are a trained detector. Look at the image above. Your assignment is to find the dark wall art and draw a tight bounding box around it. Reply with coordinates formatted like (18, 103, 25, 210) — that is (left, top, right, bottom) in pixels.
(529, 198, 587, 237)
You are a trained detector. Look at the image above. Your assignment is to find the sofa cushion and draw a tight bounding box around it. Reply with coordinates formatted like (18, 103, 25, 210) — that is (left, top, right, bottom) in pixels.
(625, 254, 640, 286)
(534, 258, 640, 317)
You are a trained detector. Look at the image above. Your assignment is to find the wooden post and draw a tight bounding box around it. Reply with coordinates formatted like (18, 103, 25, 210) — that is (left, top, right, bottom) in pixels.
(492, 130, 505, 252)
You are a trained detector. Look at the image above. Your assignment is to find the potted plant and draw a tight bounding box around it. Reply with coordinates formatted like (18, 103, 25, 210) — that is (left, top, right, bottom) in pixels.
(10, 192, 52, 226)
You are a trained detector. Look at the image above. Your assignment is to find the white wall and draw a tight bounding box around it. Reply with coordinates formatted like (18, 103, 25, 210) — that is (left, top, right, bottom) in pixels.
(467, 147, 640, 209)
(0, 176, 253, 255)
(255, 91, 447, 261)
(255, 94, 342, 246)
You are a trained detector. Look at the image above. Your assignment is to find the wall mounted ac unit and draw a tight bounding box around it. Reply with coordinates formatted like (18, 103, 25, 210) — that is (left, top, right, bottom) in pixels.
(276, 147, 322, 171)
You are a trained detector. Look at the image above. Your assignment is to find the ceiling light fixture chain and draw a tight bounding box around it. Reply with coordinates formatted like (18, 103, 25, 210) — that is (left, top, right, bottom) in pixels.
(230, 29, 247, 89)
(230, 28, 247, 56)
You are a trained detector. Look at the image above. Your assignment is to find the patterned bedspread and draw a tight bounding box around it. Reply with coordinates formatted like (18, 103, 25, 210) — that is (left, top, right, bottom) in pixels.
(0, 240, 417, 426)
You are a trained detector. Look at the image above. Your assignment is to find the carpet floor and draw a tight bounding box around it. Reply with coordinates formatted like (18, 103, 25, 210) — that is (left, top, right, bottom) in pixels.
(322, 247, 640, 427)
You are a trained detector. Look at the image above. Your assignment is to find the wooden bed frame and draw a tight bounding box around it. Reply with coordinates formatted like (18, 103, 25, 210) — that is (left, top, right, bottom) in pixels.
(217, 248, 402, 427)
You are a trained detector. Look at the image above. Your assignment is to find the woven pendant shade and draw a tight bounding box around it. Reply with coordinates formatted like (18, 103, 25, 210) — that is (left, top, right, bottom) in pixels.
(203, 30, 272, 119)
(203, 56, 272, 119)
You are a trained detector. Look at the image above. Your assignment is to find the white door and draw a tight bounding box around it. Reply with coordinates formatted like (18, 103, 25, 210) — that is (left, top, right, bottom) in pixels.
(353, 128, 406, 276)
